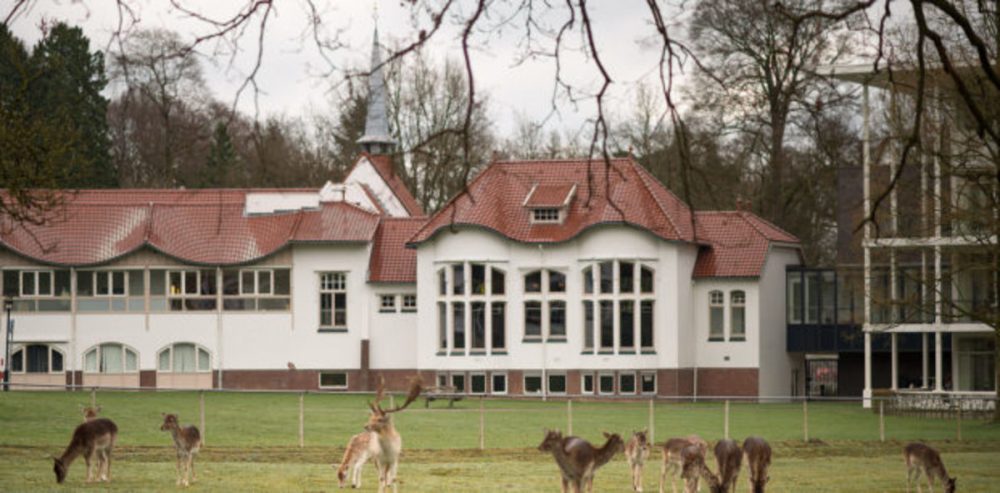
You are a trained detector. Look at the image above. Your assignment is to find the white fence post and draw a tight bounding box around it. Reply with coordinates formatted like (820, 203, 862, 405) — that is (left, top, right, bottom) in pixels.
(90, 388, 96, 408)
(299, 392, 305, 448)
(199, 390, 206, 446)
(802, 400, 809, 443)
(879, 400, 885, 442)
(956, 406, 962, 442)
(648, 399, 655, 445)
(724, 400, 730, 440)
(567, 399, 573, 435)
(479, 397, 485, 450)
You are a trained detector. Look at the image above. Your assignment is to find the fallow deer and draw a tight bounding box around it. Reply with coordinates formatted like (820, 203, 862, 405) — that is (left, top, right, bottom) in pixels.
(366, 375, 423, 493)
(712, 439, 742, 493)
(680, 444, 723, 493)
(538, 429, 625, 493)
(335, 431, 379, 489)
(52, 417, 118, 484)
(625, 429, 652, 492)
(904, 442, 956, 493)
(80, 405, 101, 422)
(742, 436, 772, 493)
(659, 435, 709, 493)
(160, 413, 202, 487)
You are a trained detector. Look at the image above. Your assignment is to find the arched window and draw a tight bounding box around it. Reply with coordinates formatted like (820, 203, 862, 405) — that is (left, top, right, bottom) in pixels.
(157, 343, 211, 373)
(730, 291, 746, 341)
(83, 343, 138, 374)
(709, 291, 725, 341)
(10, 344, 64, 373)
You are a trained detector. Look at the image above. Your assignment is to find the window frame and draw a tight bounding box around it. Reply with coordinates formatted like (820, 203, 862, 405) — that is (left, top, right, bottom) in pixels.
(83, 343, 139, 374)
(640, 372, 657, 395)
(438, 262, 507, 355)
(709, 290, 725, 342)
(730, 290, 747, 342)
(156, 343, 212, 373)
(380, 294, 398, 313)
(491, 372, 508, 395)
(319, 272, 348, 330)
(619, 372, 637, 395)
(531, 207, 561, 223)
(469, 372, 487, 395)
(401, 294, 417, 312)
(547, 372, 568, 395)
(598, 372, 615, 395)
(20, 270, 55, 297)
(318, 372, 349, 390)
(523, 373, 543, 394)
(581, 260, 656, 354)
(9, 344, 64, 374)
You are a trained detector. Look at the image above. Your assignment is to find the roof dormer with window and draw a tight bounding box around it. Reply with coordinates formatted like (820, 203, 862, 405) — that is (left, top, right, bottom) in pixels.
(524, 183, 576, 225)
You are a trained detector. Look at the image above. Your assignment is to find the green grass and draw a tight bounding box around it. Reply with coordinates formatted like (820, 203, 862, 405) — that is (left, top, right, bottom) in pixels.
(3, 391, 1000, 491)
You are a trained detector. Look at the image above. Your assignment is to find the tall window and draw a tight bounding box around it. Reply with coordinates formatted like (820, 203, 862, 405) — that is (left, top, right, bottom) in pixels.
(157, 343, 211, 373)
(77, 270, 145, 312)
(582, 260, 656, 353)
(320, 272, 347, 330)
(84, 343, 138, 374)
(730, 291, 746, 341)
(438, 262, 506, 354)
(709, 290, 725, 341)
(165, 269, 217, 311)
(523, 269, 567, 342)
(4, 269, 71, 312)
(10, 344, 63, 373)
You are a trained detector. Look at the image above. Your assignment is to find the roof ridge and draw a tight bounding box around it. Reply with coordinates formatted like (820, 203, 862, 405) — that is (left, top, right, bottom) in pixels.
(496, 157, 633, 165)
(629, 160, 686, 241)
(739, 211, 798, 240)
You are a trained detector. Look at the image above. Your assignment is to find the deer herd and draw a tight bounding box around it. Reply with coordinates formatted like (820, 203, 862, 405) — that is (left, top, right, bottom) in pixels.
(50, 386, 958, 492)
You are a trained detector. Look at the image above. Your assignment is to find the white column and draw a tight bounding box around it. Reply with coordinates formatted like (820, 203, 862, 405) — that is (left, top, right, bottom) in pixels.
(922, 333, 929, 389)
(864, 332, 873, 407)
(934, 331, 943, 392)
(890, 333, 898, 391)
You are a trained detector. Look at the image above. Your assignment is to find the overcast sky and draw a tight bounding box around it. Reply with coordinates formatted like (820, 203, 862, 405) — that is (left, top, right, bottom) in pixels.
(9, 1, 695, 139)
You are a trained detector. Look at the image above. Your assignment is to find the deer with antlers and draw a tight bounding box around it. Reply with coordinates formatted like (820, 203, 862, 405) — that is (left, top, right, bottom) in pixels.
(625, 429, 652, 492)
(52, 417, 118, 484)
(80, 405, 101, 422)
(659, 435, 709, 493)
(366, 375, 423, 493)
(538, 429, 625, 493)
(742, 436, 772, 493)
(160, 413, 202, 487)
(904, 442, 956, 493)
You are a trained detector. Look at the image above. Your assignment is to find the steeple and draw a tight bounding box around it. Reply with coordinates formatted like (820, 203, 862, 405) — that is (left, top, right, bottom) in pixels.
(357, 25, 396, 155)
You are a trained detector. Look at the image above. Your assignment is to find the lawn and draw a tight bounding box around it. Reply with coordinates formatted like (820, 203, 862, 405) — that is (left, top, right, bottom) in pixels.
(2, 391, 999, 491)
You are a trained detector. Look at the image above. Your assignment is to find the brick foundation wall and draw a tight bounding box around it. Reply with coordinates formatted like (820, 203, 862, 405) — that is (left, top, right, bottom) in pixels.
(695, 368, 758, 397)
(139, 370, 157, 388)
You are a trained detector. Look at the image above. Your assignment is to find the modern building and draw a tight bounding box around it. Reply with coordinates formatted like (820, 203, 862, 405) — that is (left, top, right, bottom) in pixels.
(0, 30, 806, 398)
(791, 63, 999, 407)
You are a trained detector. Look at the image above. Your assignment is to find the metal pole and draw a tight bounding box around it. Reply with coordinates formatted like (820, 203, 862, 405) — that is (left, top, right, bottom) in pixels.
(567, 399, 573, 435)
(803, 400, 809, 442)
(724, 400, 730, 440)
(478, 396, 485, 450)
(299, 392, 305, 448)
(200, 390, 206, 446)
(879, 400, 885, 442)
(648, 399, 655, 445)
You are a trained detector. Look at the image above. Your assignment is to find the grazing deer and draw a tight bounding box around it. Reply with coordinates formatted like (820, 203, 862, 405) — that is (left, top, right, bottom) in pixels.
(625, 429, 652, 492)
(160, 413, 202, 487)
(538, 429, 625, 493)
(742, 436, 772, 493)
(366, 375, 423, 493)
(904, 442, 956, 493)
(680, 444, 723, 493)
(713, 439, 742, 493)
(335, 431, 379, 489)
(659, 435, 709, 493)
(80, 405, 101, 422)
(52, 417, 118, 484)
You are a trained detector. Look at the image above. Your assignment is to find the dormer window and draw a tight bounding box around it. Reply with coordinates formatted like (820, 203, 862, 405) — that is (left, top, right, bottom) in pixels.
(524, 183, 576, 225)
(532, 208, 560, 223)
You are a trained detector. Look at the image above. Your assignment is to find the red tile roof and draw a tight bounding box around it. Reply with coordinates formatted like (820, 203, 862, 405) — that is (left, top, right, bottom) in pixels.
(692, 211, 800, 278)
(0, 189, 379, 266)
(524, 184, 575, 207)
(362, 154, 425, 217)
(368, 217, 427, 283)
(408, 157, 696, 245)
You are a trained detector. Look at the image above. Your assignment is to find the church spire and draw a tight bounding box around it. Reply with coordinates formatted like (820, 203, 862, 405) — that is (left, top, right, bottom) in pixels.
(357, 25, 395, 155)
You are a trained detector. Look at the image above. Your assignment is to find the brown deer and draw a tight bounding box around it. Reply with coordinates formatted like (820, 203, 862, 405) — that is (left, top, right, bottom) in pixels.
(52, 417, 118, 484)
(80, 405, 101, 422)
(680, 444, 723, 493)
(538, 429, 625, 493)
(335, 431, 378, 489)
(904, 442, 956, 493)
(625, 429, 652, 492)
(659, 435, 709, 493)
(712, 439, 742, 493)
(365, 375, 423, 493)
(742, 436, 772, 493)
(160, 413, 202, 487)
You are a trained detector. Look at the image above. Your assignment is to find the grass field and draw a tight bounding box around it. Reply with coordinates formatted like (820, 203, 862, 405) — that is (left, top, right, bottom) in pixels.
(2, 390, 999, 491)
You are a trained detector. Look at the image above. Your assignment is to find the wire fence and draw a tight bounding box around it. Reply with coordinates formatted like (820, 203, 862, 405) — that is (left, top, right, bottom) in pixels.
(2, 383, 997, 451)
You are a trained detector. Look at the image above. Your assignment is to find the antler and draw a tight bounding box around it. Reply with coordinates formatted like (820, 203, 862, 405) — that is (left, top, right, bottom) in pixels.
(382, 376, 423, 414)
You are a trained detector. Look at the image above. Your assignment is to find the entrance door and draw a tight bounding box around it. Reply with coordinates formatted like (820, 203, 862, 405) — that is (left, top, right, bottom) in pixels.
(806, 358, 838, 397)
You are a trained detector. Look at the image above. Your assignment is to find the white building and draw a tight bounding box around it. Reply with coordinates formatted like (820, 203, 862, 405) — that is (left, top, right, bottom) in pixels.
(0, 30, 803, 398)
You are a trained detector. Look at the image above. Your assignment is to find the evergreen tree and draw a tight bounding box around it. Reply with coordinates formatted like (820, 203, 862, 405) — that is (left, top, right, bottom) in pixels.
(30, 23, 115, 188)
(200, 122, 239, 187)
